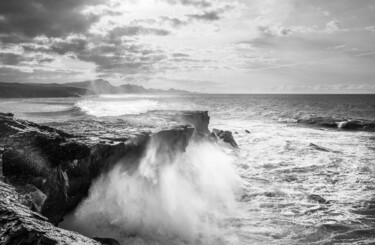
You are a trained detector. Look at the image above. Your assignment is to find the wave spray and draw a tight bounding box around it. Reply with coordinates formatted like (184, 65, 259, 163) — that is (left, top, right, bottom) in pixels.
(62, 139, 242, 244)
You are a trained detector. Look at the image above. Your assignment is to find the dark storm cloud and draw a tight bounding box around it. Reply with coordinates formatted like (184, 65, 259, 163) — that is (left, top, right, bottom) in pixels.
(21, 37, 88, 55)
(0, 66, 81, 82)
(0, 53, 27, 65)
(50, 38, 88, 55)
(15, 22, 171, 76)
(0, 0, 101, 42)
(0, 52, 53, 65)
(71, 39, 168, 75)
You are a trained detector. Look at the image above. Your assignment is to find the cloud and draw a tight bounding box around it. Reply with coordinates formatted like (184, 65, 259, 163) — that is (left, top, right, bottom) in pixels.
(257, 25, 293, 37)
(0, 0, 374, 92)
(172, 53, 190, 58)
(164, 0, 212, 8)
(109, 26, 171, 37)
(0, 66, 84, 83)
(0, 53, 27, 65)
(160, 17, 188, 28)
(0, 51, 54, 66)
(0, 0, 101, 42)
(187, 4, 234, 22)
(325, 20, 342, 32)
(20, 36, 88, 55)
(188, 10, 221, 21)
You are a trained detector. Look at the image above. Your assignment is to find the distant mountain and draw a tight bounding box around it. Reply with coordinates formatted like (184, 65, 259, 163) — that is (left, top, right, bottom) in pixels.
(119, 84, 189, 94)
(63, 79, 118, 94)
(0, 79, 191, 98)
(0, 82, 91, 98)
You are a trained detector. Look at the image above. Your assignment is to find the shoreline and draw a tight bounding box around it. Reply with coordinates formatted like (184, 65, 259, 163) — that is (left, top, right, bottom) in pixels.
(0, 111, 216, 244)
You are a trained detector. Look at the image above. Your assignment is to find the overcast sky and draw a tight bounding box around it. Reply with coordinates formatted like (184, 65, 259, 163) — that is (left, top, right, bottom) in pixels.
(0, 0, 374, 93)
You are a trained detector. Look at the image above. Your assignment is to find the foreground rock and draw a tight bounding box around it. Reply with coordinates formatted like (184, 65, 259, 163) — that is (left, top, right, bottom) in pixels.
(0, 111, 209, 243)
(0, 181, 101, 244)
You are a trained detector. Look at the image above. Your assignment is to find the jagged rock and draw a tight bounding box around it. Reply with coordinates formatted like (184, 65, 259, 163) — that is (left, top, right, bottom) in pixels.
(138, 110, 211, 137)
(0, 181, 101, 245)
(296, 116, 375, 132)
(0, 112, 14, 117)
(0, 111, 205, 242)
(264, 192, 276, 197)
(0, 146, 3, 180)
(0, 112, 195, 227)
(212, 128, 239, 148)
(178, 111, 210, 136)
(15, 184, 47, 213)
(208, 132, 218, 141)
(308, 194, 330, 204)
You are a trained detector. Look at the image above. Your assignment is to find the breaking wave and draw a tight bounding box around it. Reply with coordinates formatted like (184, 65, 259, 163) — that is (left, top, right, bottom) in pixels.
(25, 105, 88, 118)
(61, 141, 242, 245)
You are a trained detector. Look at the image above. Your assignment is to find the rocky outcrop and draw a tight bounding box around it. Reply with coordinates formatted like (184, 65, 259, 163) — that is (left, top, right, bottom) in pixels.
(0, 181, 101, 245)
(212, 128, 239, 148)
(177, 111, 210, 136)
(308, 194, 330, 204)
(295, 116, 375, 132)
(0, 111, 200, 243)
(1, 112, 194, 224)
(135, 110, 211, 137)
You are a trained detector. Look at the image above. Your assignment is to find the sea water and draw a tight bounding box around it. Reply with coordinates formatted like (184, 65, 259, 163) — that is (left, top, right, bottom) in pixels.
(1, 94, 374, 244)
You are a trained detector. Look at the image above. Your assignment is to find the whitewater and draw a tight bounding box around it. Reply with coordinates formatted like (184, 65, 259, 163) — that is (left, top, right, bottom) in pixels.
(1, 94, 374, 244)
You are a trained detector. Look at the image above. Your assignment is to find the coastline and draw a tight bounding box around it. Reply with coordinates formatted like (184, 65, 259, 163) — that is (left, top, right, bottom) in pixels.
(0, 110, 235, 244)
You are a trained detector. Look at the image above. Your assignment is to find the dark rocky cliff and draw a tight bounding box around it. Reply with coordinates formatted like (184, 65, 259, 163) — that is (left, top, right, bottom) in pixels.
(0, 111, 208, 244)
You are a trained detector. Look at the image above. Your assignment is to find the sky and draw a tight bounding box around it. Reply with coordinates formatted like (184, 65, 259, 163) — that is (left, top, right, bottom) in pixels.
(0, 0, 375, 93)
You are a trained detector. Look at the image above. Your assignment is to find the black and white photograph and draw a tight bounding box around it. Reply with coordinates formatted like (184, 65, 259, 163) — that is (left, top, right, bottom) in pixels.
(0, 0, 374, 244)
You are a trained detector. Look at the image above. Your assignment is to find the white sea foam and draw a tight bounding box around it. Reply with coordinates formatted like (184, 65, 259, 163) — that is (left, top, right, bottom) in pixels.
(75, 99, 160, 117)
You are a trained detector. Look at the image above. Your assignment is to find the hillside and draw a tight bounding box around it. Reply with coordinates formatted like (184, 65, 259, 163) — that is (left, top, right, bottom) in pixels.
(0, 80, 191, 98)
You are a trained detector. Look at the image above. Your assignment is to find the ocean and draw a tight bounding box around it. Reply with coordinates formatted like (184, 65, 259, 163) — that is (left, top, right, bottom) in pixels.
(1, 94, 375, 245)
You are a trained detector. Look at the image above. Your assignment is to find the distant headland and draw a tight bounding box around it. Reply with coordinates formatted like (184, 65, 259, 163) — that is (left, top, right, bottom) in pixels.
(0, 79, 192, 98)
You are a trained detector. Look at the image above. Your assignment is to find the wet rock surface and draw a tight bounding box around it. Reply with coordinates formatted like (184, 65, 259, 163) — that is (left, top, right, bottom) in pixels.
(308, 194, 330, 204)
(0, 111, 207, 243)
(295, 116, 375, 132)
(0, 181, 101, 245)
(212, 128, 239, 148)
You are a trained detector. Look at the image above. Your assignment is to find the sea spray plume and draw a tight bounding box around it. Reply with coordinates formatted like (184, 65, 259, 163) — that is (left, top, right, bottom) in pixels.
(62, 139, 242, 244)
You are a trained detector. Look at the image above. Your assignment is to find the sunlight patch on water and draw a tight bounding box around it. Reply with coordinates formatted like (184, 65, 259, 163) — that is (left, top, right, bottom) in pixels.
(76, 99, 161, 116)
